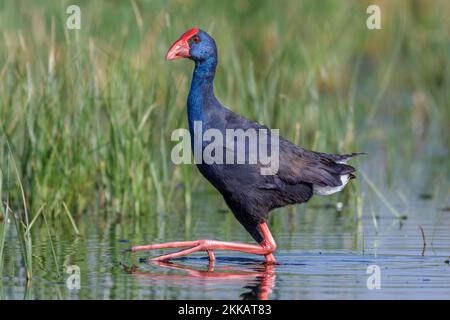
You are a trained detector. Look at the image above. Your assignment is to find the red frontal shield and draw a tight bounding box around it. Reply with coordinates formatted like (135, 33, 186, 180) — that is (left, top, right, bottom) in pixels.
(166, 28, 199, 60)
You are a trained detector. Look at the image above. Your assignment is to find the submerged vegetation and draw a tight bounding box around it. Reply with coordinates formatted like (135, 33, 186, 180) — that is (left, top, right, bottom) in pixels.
(0, 0, 449, 295)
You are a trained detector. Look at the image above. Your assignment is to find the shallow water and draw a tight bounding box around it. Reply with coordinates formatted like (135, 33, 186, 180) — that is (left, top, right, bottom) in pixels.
(2, 187, 449, 300)
(124, 205, 450, 300)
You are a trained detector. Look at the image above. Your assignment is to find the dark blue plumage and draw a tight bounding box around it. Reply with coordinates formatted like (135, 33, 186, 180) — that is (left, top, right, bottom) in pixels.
(183, 30, 362, 242)
(131, 28, 362, 263)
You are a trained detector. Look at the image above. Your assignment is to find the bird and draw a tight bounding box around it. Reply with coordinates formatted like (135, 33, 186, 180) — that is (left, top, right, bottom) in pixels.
(131, 28, 363, 264)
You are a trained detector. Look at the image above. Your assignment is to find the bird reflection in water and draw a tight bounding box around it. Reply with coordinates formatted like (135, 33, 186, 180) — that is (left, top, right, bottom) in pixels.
(124, 259, 276, 300)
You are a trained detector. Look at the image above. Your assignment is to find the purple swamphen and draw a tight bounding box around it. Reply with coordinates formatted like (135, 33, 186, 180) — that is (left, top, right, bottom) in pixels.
(132, 28, 362, 264)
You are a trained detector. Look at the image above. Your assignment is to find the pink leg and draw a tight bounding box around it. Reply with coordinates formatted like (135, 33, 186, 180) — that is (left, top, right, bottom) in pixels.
(131, 222, 277, 264)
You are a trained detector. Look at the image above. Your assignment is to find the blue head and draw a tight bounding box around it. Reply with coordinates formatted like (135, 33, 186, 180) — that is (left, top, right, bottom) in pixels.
(166, 28, 220, 130)
(166, 28, 217, 64)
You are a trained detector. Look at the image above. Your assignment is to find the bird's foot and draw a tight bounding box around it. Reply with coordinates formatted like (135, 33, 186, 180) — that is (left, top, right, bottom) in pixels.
(130, 223, 277, 264)
(130, 241, 277, 264)
(264, 253, 277, 264)
(207, 249, 216, 262)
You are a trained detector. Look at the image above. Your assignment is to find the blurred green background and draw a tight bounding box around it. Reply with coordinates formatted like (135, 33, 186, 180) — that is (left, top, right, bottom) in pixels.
(0, 0, 449, 295)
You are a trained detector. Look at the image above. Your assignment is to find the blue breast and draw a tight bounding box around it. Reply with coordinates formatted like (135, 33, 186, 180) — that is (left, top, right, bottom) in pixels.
(187, 57, 220, 150)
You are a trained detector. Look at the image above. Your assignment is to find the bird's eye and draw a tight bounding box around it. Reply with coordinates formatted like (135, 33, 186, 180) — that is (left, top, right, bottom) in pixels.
(192, 35, 201, 43)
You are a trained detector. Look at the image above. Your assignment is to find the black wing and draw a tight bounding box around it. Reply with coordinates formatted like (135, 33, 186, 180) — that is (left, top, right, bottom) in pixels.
(222, 109, 361, 188)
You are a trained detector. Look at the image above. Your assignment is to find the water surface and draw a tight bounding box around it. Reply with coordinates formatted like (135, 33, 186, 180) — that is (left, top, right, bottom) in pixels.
(2, 185, 449, 300)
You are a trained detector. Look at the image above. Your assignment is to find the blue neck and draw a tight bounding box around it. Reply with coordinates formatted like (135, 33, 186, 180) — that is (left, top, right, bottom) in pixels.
(187, 57, 219, 133)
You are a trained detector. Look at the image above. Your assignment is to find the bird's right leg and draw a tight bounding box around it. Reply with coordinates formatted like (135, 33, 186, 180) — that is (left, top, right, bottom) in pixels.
(131, 222, 277, 264)
(131, 240, 202, 251)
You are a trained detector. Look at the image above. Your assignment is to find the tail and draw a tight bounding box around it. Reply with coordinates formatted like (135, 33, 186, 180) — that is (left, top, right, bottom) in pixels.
(315, 152, 366, 164)
(313, 152, 365, 196)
